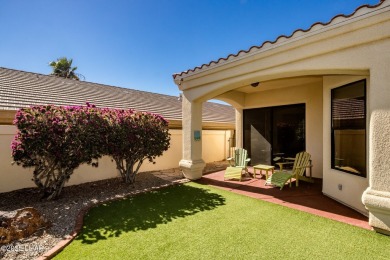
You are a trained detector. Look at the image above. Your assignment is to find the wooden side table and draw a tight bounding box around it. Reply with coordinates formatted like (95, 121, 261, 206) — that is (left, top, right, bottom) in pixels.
(253, 164, 275, 180)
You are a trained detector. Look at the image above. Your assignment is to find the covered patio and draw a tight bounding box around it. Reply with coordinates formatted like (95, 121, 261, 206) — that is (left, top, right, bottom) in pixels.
(173, 1, 390, 233)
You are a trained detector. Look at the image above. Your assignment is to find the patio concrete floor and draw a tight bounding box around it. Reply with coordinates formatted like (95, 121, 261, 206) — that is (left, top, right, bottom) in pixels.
(196, 167, 371, 230)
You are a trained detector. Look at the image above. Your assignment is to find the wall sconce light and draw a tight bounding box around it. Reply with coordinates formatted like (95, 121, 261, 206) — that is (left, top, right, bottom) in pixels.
(251, 82, 260, 87)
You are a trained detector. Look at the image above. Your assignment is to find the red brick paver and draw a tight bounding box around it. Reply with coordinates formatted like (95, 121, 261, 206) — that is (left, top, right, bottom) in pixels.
(198, 169, 371, 230)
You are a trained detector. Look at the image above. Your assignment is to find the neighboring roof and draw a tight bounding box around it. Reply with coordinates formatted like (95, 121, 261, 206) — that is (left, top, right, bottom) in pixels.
(173, 0, 386, 79)
(0, 67, 234, 125)
(332, 99, 365, 121)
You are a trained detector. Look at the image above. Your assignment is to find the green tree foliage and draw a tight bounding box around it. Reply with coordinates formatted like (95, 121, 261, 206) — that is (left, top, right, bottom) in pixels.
(49, 57, 84, 80)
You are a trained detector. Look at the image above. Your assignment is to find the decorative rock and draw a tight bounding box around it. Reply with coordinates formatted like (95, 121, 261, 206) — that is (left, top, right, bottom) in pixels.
(0, 207, 50, 244)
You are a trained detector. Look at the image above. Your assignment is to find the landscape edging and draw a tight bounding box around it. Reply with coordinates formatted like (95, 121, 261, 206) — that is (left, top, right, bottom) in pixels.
(36, 180, 187, 260)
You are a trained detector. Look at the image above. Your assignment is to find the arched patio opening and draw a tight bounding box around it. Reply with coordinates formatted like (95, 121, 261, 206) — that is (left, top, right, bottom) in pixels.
(174, 1, 390, 233)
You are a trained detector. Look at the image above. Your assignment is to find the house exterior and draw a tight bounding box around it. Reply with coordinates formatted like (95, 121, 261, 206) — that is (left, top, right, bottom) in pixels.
(0, 67, 235, 193)
(173, 1, 390, 234)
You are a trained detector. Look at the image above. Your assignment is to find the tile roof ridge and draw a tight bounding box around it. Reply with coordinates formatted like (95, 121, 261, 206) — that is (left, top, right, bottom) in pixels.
(172, 0, 386, 79)
(0, 66, 176, 100)
(0, 67, 231, 107)
(0, 66, 57, 79)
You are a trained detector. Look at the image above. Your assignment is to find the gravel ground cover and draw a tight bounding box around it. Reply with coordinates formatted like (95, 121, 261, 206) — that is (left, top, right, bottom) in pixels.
(0, 161, 228, 259)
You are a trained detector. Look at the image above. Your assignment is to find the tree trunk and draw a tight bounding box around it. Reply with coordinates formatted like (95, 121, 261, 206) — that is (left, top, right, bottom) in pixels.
(33, 166, 73, 200)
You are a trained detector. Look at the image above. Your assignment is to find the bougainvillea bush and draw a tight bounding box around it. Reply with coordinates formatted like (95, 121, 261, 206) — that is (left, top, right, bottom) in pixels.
(11, 104, 170, 199)
(11, 104, 108, 200)
(104, 109, 170, 184)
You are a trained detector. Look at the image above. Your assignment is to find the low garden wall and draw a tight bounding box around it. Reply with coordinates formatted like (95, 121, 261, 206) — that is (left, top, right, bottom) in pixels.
(0, 125, 231, 193)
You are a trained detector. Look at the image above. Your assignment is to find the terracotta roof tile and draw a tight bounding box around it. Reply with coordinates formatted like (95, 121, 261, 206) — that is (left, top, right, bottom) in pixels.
(173, 1, 386, 79)
(0, 67, 234, 124)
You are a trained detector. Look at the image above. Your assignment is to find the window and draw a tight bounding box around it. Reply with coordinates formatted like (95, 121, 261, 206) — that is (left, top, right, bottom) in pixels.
(331, 80, 366, 177)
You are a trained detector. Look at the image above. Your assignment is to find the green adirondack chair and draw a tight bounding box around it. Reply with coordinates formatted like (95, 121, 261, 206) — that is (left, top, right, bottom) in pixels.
(224, 148, 251, 181)
(265, 151, 312, 190)
(224, 167, 244, 181)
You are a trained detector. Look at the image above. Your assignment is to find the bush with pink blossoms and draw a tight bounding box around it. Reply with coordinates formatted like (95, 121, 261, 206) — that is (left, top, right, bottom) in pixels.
(11, 104, 170, 199)
(103, 109, 170, 184)
(11, 104, 108, 200)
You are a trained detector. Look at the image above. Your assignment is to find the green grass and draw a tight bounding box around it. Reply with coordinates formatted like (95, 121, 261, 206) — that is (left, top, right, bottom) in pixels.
(55, 182, 390, 260)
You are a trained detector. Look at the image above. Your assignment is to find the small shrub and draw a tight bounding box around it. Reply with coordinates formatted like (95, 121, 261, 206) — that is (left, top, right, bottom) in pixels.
(104, 109, 170, 184)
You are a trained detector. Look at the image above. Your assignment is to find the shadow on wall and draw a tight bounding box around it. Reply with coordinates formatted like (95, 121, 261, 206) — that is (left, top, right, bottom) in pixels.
(77, 184, 226, 244)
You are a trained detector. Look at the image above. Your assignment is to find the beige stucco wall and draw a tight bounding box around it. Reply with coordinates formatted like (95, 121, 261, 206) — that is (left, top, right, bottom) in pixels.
(0, 126, 231, 193)
(323, 75, 369, 215)
(0, 126, 36, 191)
(202, 129, 230, 162)
(242, 82, 324, 178)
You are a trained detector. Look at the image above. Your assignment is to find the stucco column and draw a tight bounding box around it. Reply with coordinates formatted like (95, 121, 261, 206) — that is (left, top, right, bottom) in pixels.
(179, 94, 205, 180)
(362, 65, 390, 234)
(235, 108, 243, 148)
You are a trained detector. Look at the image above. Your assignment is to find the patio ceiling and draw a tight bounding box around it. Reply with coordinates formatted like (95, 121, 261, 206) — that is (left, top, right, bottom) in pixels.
(232, 75, 323, 94)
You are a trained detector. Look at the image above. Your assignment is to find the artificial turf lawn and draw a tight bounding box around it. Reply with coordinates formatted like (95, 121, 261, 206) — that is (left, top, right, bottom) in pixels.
(55, 182, 390, 260)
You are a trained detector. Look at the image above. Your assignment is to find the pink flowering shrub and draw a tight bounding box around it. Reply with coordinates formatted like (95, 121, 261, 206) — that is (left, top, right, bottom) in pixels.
(103, 109, 170, 184)
(11, 104, 108, 200)
(11, 104, 170, 199)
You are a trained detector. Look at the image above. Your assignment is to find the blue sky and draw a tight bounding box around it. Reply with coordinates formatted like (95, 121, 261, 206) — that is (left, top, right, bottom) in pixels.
(0, 0, 380, 97)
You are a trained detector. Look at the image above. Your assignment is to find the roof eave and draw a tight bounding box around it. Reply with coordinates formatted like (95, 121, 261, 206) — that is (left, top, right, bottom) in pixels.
(172, 1, 387, 82)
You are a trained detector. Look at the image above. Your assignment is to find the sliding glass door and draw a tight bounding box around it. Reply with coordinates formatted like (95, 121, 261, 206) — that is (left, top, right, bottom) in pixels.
(243, 104, 305, 165)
